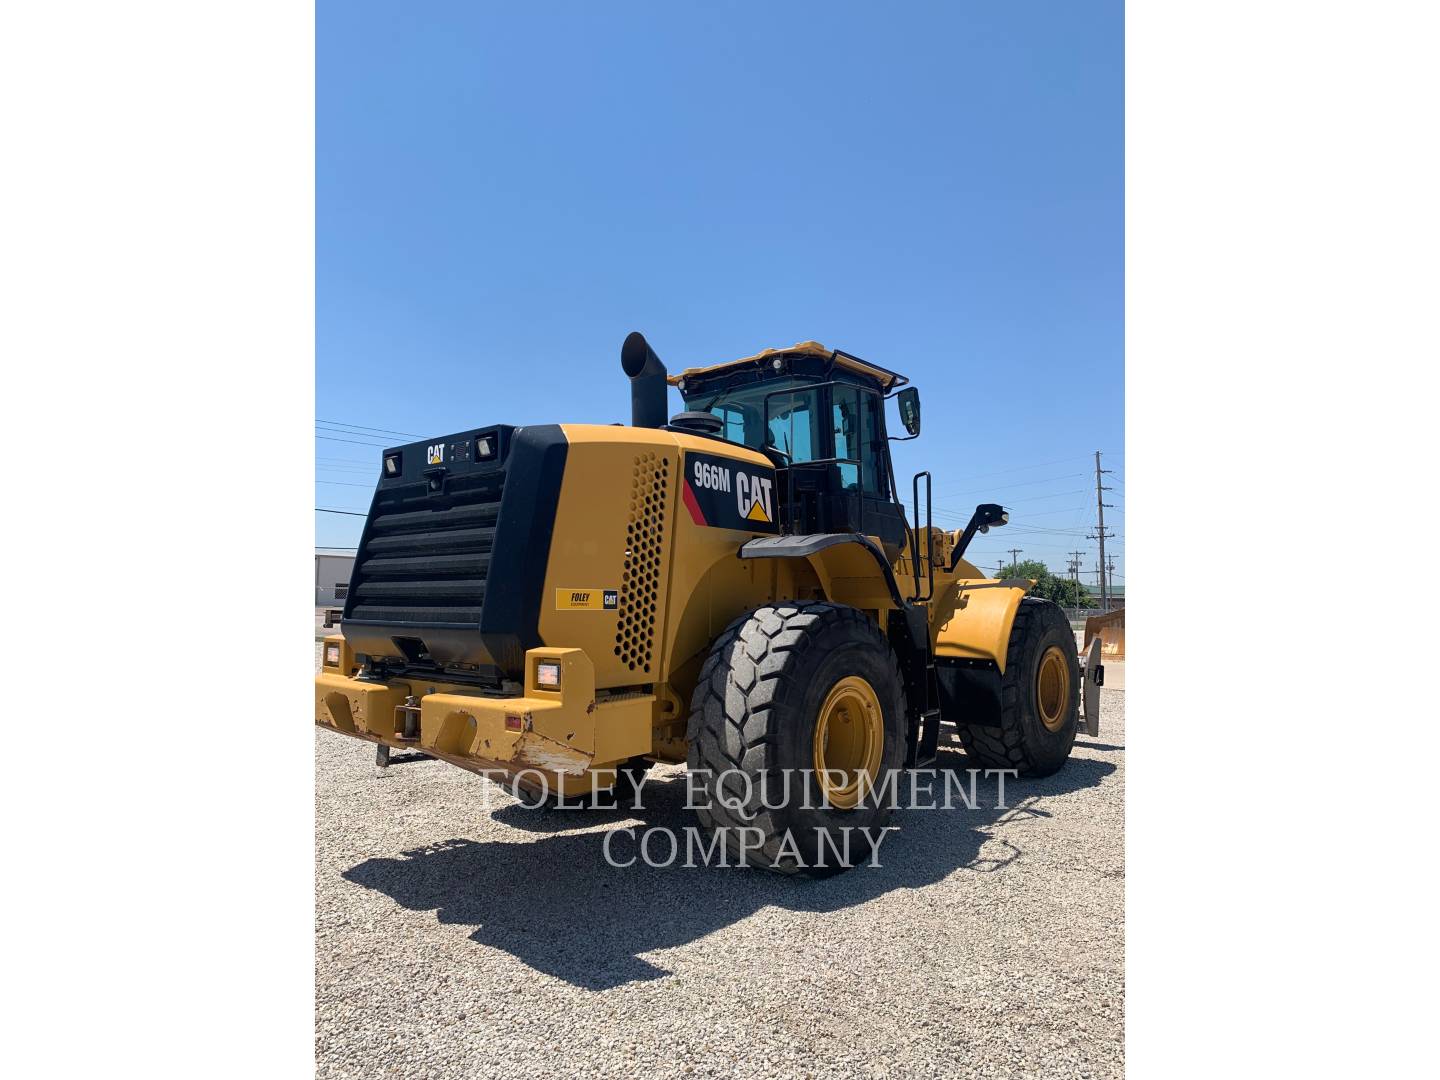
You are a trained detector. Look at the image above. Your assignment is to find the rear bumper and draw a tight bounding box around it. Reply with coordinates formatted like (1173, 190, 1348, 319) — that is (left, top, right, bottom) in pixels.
(314, 646, 655, 796)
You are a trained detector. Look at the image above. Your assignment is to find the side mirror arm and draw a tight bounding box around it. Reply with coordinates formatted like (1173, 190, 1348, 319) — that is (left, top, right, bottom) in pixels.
(949, 503, 1009, 571)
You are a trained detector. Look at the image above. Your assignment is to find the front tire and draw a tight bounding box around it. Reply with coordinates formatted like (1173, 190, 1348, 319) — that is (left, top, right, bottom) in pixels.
(686, 602, 907, 876)
(955, 597, 1080, 777)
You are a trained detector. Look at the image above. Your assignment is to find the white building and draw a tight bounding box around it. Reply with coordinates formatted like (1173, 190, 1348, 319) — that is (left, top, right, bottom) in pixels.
(316, 549, 356, 607)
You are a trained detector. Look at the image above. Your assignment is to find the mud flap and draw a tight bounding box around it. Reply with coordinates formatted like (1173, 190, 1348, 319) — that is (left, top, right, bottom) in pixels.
(1080, 636, 1103, 737)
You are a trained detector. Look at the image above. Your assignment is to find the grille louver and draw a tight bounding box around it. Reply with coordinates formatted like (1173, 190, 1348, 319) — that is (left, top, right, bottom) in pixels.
(347, 475, 504, 627)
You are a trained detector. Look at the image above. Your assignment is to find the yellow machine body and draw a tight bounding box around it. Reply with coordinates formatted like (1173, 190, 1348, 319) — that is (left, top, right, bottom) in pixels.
(316, 422, 1032, 791)
(315, 338, 1044, 795)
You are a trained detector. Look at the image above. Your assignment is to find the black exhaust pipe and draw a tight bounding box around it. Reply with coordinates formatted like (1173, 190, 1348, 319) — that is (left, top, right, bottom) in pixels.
(621, 331, 669, 429)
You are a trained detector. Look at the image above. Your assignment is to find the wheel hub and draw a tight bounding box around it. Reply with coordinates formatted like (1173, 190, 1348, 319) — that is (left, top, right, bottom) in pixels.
(813, 675, 884, 809)
(1036, 645, 1071, 732)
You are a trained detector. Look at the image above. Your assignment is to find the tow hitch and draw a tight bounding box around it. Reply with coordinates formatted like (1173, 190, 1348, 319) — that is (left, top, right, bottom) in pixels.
(395, 695, 422, 742)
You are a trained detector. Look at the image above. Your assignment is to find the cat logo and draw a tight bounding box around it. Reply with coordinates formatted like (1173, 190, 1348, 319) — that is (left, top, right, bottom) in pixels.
(427, 443, 445, 465)
(736, 472, 773, 523)
(681, 450, 780, 534)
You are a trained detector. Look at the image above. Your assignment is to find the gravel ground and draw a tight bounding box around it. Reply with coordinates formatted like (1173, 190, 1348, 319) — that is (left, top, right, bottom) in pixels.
(315, 655, 1124, 1079)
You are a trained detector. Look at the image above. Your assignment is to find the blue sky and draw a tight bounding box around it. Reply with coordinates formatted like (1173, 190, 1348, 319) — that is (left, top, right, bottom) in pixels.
(318, 0, 1123, 585)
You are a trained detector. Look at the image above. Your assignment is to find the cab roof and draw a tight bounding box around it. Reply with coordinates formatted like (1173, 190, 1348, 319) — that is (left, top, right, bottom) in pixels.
(667, 341, 908, 391)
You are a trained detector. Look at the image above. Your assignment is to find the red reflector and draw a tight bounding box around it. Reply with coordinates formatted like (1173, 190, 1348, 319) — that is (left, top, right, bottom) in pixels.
(505, 714, 522, 731)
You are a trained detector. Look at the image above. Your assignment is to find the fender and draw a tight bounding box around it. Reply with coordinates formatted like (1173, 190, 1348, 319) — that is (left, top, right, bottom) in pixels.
(738, 533, 907, 610)
(933, 578, 1034, 673)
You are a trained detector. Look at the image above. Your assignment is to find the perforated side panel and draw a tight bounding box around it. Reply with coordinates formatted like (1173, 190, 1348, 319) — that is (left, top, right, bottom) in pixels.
(615, 453, 669, 673)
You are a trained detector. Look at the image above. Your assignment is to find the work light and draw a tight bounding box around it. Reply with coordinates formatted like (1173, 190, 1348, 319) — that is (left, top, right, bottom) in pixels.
(325, 643, 340, 667)
(536, 660, 562, 689)
(475, 434, 495, 460)
(383, 452, 401, 477)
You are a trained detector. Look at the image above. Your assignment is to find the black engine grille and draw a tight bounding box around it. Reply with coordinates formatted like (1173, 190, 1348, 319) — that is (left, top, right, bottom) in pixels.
(346, 474, 504, 627)
(340, 423, 564, 680)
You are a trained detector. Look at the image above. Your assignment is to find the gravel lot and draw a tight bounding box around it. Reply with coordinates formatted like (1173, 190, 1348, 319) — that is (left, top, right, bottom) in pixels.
(316, 669, 1125, 1079)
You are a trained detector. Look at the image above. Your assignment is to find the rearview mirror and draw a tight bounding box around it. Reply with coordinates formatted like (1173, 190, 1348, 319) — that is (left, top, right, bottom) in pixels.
(896, 388, 921, 437)
(971, 502, 1008, 534)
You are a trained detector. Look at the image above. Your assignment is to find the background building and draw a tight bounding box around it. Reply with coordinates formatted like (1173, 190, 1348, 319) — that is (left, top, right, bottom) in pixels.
(315, 549, 355, 607)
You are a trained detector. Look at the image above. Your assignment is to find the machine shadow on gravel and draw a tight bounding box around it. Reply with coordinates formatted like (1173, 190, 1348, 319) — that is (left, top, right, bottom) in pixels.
(340, 749, 1115, 990)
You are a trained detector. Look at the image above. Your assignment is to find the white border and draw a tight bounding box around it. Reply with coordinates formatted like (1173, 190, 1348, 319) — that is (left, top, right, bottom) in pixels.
(1, 3, 313, 1075)
(1130, 1, 1437, 1074)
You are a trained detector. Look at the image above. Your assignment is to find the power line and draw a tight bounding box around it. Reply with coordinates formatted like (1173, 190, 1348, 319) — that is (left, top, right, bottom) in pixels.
(316, 426, 394, 437)
(316, 433, 390, 447)
(317, 434, 394, 447)
(1008, 525, 1114, 536)
(991, 488, 1092, 506)
(1007, 505, 1091, 517)
(939, 472, 1089, 499)
(316, 419, 423, 438)
(925, 493, 1092, 521)
(931, 498, 1117, 522)
(316, 507, 367, 516)
(936, 454, 1095, 485)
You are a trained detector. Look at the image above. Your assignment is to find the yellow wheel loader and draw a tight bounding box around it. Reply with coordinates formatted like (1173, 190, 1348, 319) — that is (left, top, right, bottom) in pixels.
(316, 333, 1102, 875)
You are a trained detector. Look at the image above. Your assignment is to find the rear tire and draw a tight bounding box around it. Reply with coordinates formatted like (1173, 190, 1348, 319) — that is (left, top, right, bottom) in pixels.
(686, 602, 907, 876)
(955, 597, 1079, 777)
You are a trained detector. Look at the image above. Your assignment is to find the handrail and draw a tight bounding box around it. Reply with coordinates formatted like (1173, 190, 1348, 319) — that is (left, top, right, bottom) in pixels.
(911, 470, 933, 602)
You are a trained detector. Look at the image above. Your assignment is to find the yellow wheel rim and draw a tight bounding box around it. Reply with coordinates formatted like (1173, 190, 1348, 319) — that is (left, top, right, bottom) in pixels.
(813, 675, 884, 809)
(1037, 645, 1071, 732)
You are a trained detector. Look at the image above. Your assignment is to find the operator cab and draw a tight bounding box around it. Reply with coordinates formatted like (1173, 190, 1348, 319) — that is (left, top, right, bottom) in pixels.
(670, 342, 915, 558)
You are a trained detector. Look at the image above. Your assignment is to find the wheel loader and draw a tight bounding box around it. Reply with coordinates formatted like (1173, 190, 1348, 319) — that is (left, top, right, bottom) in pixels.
(315, 333, 1103, 875)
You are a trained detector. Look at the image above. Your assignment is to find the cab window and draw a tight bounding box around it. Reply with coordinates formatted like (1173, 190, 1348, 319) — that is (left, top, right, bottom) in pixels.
(767, 389, 818, 462)
(689, 379, 822, 462)
(711, 403, 746, 445)
(833, 385, 886, 495)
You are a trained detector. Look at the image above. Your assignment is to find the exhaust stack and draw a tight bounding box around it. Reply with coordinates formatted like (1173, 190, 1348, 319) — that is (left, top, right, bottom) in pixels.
(621, 331, 668, 429)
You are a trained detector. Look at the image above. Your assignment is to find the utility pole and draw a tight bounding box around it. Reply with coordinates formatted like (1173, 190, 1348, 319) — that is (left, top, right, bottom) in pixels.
(1088, 450, 1115, 611)
(1006, 548, 1024, 572)
(1107, 557, 1117, 604)
(1067, 549, 1085, 606)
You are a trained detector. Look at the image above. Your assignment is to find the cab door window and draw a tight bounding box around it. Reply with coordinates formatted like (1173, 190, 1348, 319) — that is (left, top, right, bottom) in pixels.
(832, 385, 886, 496)
(766, 389, 819, 462)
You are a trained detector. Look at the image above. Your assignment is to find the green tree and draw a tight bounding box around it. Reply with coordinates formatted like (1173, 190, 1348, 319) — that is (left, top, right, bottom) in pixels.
(1002, 558, 1050, 581)
(996, 558, 1092, 607)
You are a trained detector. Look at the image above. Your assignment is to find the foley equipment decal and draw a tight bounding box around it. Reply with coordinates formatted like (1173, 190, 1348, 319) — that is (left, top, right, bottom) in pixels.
(556, 588, 619, 610)
(681, 451, 779, 533)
